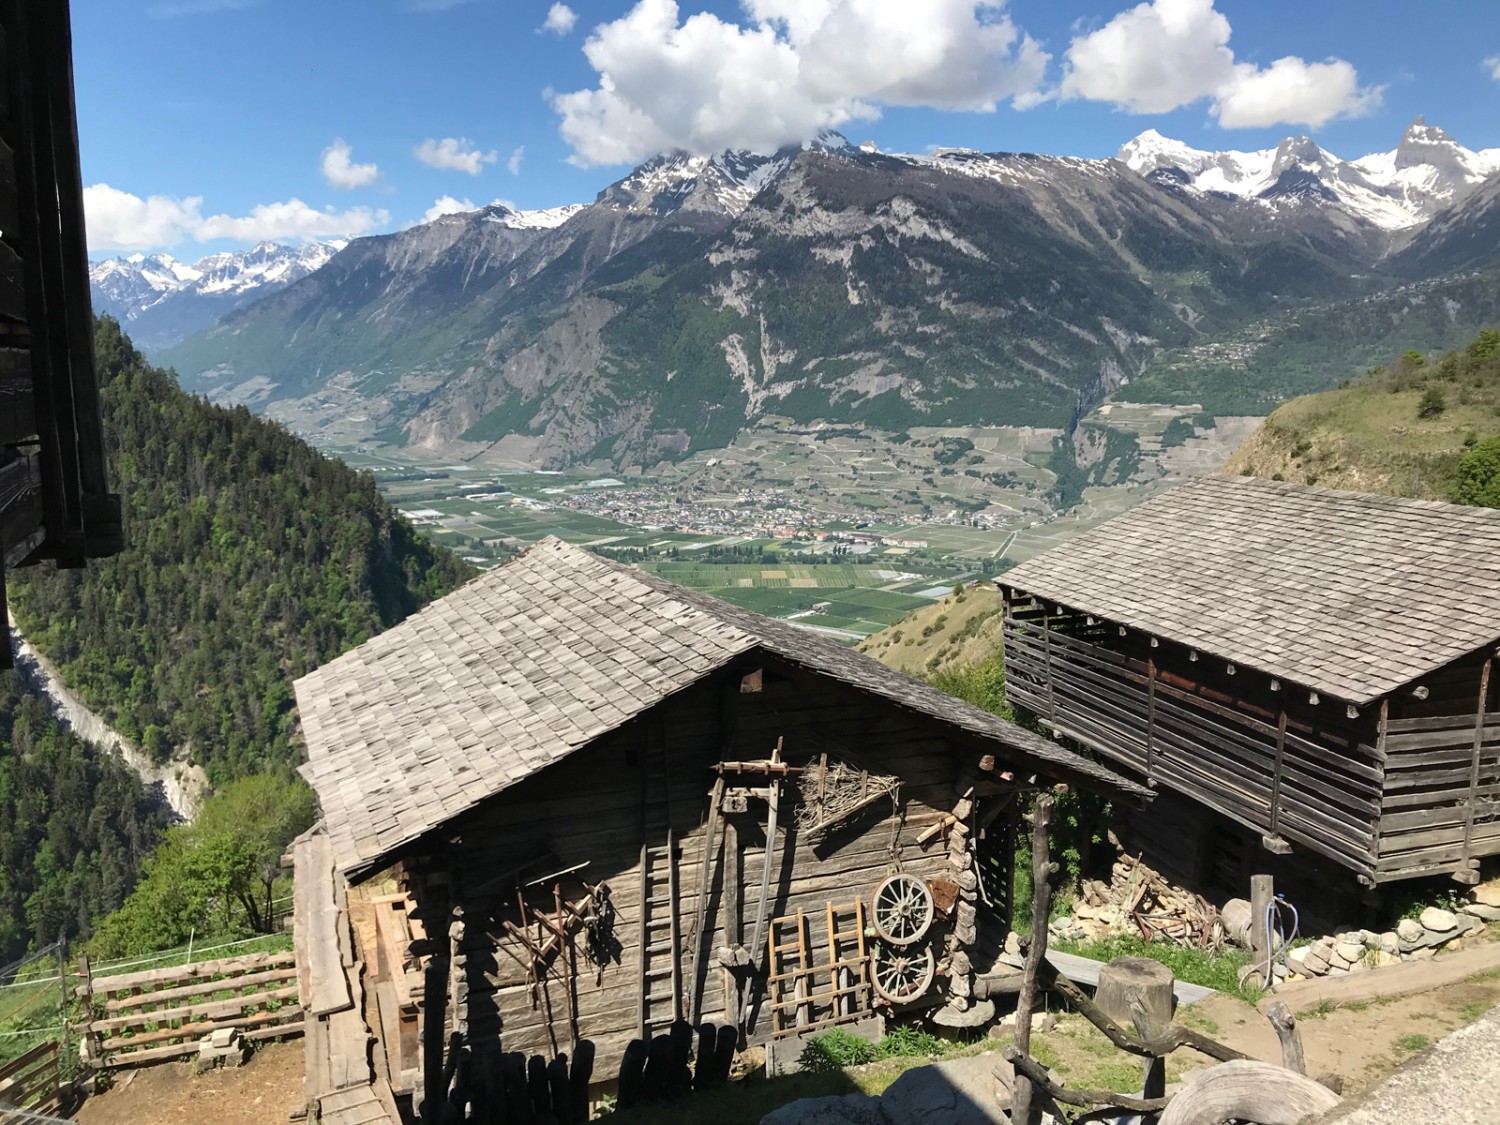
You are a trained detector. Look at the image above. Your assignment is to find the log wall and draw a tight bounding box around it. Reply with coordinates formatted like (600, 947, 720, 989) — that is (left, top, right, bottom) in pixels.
(403, 657, 1002, 1081)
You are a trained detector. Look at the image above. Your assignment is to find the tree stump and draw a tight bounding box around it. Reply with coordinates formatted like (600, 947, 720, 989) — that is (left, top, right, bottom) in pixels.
(1096, 956, 1174, 1099)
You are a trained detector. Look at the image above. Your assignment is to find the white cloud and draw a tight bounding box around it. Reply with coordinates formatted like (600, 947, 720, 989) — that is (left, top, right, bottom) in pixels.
(540, 3, 578, 34)
(415, 137, 500, 175)
(1486, 56, 1500, 82)
(84, 183, 388, 250)
(1059, 0, 1380, 128)
(1213, 57, 1381, 129)
(506, 146, 525, 175)
(422, 196, 478, 222)
(321, 139, 380, 190)
(550, 0, 1048, 166)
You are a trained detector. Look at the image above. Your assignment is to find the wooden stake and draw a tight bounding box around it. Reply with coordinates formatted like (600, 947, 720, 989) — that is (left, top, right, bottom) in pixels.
(1010, 793, 1054, 1125)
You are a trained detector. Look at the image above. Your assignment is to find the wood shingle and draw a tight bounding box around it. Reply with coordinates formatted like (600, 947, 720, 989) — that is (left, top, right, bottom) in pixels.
(295, 537, 1144, 878)
(1001, 475, 1500, 705)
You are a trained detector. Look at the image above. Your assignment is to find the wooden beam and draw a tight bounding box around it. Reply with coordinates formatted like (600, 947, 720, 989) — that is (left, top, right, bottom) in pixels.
(1010, 793, 1054, 1125)
(1460, 658, 1494, 877)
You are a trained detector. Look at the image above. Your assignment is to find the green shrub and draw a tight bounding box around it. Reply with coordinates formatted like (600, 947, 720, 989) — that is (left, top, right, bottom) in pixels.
(1418, 387, 1447, 418)
(1452, 436, 1500, 508)
(876, 1026, 945, 1058)
(798, 1029, 878, 1071)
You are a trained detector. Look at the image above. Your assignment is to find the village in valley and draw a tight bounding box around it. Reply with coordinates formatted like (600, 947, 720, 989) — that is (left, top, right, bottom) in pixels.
(6, 3, 1500, 1125)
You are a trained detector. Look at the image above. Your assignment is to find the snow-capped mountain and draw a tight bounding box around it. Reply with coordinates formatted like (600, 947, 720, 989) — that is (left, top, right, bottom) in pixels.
(89, 241, 344, 352)
(1118, 118, 1500, 230)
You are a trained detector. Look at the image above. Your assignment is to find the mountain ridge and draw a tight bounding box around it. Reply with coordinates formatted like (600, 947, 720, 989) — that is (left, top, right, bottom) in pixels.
(160, 120, 1498, 471)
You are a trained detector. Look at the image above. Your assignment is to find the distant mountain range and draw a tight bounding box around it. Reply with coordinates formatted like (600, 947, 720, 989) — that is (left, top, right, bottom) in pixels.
(90, 241, 344, 351)
(158, 120, 1500, 469)
(1117, 118, 1500, 231)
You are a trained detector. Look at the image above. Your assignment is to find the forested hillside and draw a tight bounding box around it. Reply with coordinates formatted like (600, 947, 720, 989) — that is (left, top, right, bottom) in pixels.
(0, 672, 167, 962)
(1224, 328, 1500, 503)
(8, 318, 471, 784)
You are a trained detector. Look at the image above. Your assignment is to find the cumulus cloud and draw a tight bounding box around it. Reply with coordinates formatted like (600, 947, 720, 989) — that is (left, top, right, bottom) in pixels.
(415, 137, 500, 175)
(84, 183, 388, 250)
(1059, 0, 1380, 128)
(550, 0, 1048, 166)
(1487, 56, 1500, 82)
(506, 146, 525, 175)
(321, 139, 380, 189)
(422, 195, 478, 222)
(540, 3, 577, 34)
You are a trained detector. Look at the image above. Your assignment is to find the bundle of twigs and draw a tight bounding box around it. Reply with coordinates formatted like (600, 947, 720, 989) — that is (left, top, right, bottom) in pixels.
(794, 756, 900, 838)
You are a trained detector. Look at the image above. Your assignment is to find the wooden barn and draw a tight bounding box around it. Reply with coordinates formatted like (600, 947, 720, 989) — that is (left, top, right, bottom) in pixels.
(293, 537, 1142, 1116)
(998, 475, 1500, 889)
(1, 0, 122, 660)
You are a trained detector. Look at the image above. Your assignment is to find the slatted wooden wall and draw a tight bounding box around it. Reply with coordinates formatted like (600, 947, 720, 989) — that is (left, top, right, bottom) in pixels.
(0, 0, 121, 663)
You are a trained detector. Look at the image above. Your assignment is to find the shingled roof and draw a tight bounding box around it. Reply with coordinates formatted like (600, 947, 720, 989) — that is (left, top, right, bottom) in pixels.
(295, 537, 1144, 878)
(1001, 475, 1500, 705)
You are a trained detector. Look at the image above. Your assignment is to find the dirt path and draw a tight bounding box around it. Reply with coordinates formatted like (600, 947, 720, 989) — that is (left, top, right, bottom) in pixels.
(73, 1040, 303, 1125)
(1039, 971, 1500, 1101)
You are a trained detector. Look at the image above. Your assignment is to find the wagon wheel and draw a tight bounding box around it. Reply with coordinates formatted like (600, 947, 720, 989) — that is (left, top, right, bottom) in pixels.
(870, 941, 935, 1005)
(870, 873, 933, 945)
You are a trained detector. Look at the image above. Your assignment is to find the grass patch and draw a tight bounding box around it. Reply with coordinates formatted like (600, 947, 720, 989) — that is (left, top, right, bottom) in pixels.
(1082, 1060, 1147, 1093)
(1298, 999, 1337, 1021)
(1394, 1033, 1430, 1054)
(1460, 1000, 1490, 1022)
(1054, 934, 1262, 1003)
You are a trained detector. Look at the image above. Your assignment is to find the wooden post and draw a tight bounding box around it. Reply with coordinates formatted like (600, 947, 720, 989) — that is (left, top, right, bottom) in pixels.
(1145, 656, 1158, 782)
(1250, 874, 1274, 990)
(721, 819, 742, 1036)
(1461, 659, 1494, 876)
(1265, 1000, 1305, 1074)
(1096, 958, 1173, 1099)
(1269, 708, 1288, 838)
(1040, 609, 1057, 721)
(1009, 793, 1054, 1125)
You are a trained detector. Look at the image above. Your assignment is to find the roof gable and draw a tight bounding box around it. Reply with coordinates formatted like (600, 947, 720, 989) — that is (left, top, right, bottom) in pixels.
(1000, 475, 1500, 703)
(296, 538, 1142, 877)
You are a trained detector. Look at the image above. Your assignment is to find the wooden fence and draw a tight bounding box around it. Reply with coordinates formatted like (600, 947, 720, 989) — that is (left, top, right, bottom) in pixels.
(78, 949, 304, 1068)
(0, 1040, 62, 1118)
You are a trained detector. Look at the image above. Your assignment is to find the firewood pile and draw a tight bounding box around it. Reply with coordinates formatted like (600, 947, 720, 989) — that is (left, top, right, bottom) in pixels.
(1054, 846, 1221, 950)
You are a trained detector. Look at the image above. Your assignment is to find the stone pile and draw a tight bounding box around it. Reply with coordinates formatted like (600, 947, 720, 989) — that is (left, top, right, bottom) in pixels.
(196, 1026, 250, 1070)
(1284, 887, 1500, 982)
(1054, 845, 1216, 948)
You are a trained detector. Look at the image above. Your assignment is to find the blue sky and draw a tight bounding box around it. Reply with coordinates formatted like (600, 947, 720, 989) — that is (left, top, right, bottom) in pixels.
(73, 0, 1500, 256)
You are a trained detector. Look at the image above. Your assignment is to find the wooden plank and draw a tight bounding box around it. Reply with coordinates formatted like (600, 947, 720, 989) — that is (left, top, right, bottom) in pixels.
(1043, 951, 1215, 1006)
(89, 950, 296, 995)
(298, 832, 354, 1017)
(91, 984, 301, 1033)
(98, 1004, 303, 1052)
(102, 966, 298, 1012)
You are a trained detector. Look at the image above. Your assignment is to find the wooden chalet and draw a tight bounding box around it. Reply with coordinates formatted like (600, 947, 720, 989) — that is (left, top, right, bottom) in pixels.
(998, 475, 1500, 889)
(293, 537, 1143, 1113)
(0, 0, 122, 661)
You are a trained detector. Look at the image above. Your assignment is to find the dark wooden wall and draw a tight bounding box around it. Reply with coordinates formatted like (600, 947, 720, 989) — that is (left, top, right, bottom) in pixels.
(405, 656, 994, 1080)
(1002, 590, 1385, 880)
(1378, 648, 1500, 881)
(0, 0, 121, 663)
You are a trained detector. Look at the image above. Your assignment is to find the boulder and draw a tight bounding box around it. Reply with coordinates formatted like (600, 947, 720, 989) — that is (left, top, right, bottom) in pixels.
(1377, 931, 1400, 955)
(1396, 918, 1424, 943)
(879, 1054, 1013, 1124)
(1472, 883, 1500, 909)
(1334, 941, 1365, 964)
(761, 1094, 885, 1125)
(1300, 947, 1331, 975)
(1419, 907, 1459, 933)
(1461, 903, 1500, 922)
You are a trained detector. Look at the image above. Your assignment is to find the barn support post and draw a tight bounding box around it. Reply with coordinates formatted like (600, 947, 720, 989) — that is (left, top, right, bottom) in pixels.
(1144, 655, 1158, 783)
(1249, 874, 1274, 989)
(1040, 605, 1057, 722)
(1009, 792, 1054, 1125)
(1268, 707, 1288, 840)
(1459, 658, 1494, 882)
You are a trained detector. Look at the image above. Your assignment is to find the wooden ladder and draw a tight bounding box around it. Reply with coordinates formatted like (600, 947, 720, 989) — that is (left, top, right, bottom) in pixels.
(768, 910, 813, 1037)
(637, 722, 682, 1040)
